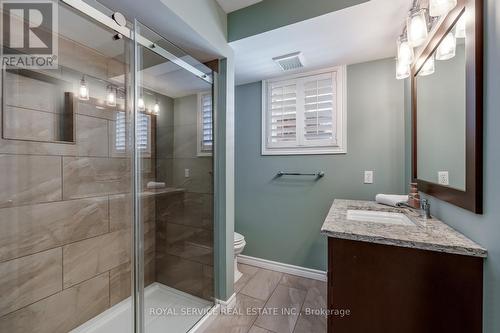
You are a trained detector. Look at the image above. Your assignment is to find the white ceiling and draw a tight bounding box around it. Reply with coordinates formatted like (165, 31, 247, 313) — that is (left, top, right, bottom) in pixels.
(216, 0, 262, 13)
(97, 0, 221, 62)
(230, 0, 412, 85)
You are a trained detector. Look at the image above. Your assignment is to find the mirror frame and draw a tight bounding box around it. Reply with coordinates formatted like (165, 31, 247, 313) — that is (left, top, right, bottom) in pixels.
(411, 0, 483, 213)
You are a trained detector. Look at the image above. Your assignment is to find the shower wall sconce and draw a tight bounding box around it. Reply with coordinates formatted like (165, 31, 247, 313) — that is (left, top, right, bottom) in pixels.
(79, 75, 89, 100)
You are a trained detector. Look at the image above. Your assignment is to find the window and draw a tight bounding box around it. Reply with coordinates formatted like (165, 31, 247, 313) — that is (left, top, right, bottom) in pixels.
(262, 66, 346, 155)
(197, 91, 213, 156)
(115, 111, 151, 154)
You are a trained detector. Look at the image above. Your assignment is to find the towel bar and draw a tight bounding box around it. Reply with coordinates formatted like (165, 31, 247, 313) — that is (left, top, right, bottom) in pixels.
(276, 171, 325, 178)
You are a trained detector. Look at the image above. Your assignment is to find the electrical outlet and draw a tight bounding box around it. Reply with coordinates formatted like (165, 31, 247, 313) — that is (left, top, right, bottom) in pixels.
(184, 168, 190, 178)
(364, 171, 374, 184)
(438, 171, 449, 185)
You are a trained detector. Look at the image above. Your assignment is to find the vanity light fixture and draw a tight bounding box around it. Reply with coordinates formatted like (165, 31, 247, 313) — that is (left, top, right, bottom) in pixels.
(153, 101, 160, 115)
(429, 0, 457, 17)
(396, 59, 411, 80)
(436, 32, 456, 60)
(79, 75, 90, 100)
(455, 14, 466, 38)
(106, 85, 117, 107)
(407, 8, 429, 47)
(138, 96, 145, 111)
(418, 54, 435, 76)
(397, 34, 414, 65)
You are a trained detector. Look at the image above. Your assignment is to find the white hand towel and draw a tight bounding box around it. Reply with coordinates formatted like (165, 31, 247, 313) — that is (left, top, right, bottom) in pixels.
(147, 181, 166, 189)
(375, 194, 409, 207)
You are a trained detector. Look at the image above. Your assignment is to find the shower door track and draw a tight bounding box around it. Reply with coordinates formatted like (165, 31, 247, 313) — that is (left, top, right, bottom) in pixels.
(60, 0, 213, 84)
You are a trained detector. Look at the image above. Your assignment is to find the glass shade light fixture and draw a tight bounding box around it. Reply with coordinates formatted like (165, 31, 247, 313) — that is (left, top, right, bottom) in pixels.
(397, 34, 414, 65)
(436, 32, 456, 60)
(153, 100, 160, 115)
(137, 96, 145, 111)
(455, 14, 466, 38)
(78, 75, 89, 100)
(106, 85, 117, 107)
(407, 8, 429, 47)
(419, 54, 435, 76)
(429, 0, 457, 17)
(396, 59, 411, 80)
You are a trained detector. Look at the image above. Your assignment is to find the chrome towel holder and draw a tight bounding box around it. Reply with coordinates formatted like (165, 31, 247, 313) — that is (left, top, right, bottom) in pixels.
(276, 171, 325, 178)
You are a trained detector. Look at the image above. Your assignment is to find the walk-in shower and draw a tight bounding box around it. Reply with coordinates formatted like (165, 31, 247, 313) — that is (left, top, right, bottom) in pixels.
(0, 0, 217, 332)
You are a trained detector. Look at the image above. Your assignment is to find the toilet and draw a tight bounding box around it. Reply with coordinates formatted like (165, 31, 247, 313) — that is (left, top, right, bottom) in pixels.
(234, 232, 246, 282)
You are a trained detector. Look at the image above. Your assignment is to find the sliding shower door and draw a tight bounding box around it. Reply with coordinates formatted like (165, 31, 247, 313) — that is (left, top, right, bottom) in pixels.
(133, 20, 215, 333)
(0, 1, 215, 332)
(0, 1, 135, 332)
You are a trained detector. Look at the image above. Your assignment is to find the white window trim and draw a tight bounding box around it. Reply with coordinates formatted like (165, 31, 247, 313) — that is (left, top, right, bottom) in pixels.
(197, 91, 213, 157)
(261, 66, 347, 155)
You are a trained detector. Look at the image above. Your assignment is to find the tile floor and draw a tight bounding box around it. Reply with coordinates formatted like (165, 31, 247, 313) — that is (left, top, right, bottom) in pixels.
(201, 263, 327, 333)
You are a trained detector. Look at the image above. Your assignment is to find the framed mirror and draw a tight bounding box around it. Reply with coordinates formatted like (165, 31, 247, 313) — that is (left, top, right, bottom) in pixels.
(411, 0, 483, 213)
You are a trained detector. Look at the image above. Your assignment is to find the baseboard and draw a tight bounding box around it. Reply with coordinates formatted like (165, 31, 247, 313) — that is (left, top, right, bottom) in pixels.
(189, 293, 236, 332)
(215, 292, 237, 306)
(237, 255, 327, 282)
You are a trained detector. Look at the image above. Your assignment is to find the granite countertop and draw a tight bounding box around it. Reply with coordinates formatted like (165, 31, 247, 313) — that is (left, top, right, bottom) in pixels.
(321, 199, 487, 258)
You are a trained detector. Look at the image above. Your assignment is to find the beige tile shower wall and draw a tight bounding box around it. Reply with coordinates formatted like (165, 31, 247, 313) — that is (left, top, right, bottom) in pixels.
(0, 35, 157, 332)
(155, 94, 214, 301)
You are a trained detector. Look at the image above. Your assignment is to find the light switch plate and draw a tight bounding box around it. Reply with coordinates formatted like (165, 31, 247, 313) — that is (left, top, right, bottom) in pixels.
(364, 170, 374, 184)
(438, 171, 449, 185)
(184, 168, 190, 178)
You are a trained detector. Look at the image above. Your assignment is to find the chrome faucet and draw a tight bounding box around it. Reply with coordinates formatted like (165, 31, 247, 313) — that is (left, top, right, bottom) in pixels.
(420, 199, 431, 219)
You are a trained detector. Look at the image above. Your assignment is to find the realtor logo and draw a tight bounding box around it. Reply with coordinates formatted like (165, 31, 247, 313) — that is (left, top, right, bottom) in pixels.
(1, 0, 58, 68)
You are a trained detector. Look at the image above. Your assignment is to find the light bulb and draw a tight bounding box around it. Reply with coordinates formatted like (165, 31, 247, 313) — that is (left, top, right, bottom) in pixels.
(153, 102, 160, 115)
(79, 76, 89, 100)
(419, 54, 435, 76)
(397, 35, 414, 65)
(436, 32, 456, 60)
(429, 0, 457, 17)
(138, 97, 145, 111)
(396, 59, 410, 80)
(106, 86, 116, 107)
(455, 14, 466, 38)
(407, 9, 428, 47)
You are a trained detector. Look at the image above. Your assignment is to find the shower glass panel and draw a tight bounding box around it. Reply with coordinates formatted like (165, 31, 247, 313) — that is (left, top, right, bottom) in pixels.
(0, 1, 134, 333)
(134, 20, 215, 333)
(0, 1, 216, 332)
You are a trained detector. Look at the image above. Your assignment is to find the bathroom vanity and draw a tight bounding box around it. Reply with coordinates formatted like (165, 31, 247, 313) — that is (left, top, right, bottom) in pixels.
(321, 200, 486, 333)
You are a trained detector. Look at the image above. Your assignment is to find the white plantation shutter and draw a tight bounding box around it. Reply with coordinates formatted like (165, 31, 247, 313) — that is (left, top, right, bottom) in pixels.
(115, 111, 126, 151)
(201, 93, 213, 152)
(268, 83, 297, 146)
(303, 73, 336, 143)
(115, 111, 150, 153)
(197, 92, 213, 156)
(137, 113, 150, 152)
(262, 67, 345, 155)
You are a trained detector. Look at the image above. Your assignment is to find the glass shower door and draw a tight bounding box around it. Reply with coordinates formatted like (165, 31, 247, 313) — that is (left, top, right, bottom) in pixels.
(133, 21, 215, 333)
(0, 1, 135, 332)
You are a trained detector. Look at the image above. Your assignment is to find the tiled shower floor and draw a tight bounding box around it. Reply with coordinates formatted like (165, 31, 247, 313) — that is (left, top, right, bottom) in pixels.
(70, 282, 213, 333)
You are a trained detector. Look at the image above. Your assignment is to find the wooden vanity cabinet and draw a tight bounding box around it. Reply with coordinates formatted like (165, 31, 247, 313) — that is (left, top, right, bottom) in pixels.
(327, 238, 483, 333)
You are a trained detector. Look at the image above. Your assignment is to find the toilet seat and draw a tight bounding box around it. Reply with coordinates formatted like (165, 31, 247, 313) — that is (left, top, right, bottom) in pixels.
(234, 232, 245, 244)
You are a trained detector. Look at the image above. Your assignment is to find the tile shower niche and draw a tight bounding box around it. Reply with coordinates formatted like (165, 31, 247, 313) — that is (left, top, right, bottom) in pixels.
(2, 69, 75, 143)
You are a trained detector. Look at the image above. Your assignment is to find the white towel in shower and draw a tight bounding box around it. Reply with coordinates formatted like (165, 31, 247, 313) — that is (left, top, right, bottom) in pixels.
(147, 181, 166, 189)
(375, 194, 409, 207)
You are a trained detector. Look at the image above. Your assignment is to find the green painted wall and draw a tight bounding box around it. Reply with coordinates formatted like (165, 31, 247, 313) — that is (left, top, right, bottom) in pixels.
(405, 1, 500, 331)
(228, 0, 368, 42)
(235, 58, 405, 270)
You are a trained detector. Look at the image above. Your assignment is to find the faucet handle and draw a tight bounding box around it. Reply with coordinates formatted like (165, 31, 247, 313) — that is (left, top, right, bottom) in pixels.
(420, 199, 431, 218)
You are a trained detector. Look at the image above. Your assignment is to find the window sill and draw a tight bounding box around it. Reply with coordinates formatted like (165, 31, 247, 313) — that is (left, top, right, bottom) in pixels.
(261, 147, 347, 156)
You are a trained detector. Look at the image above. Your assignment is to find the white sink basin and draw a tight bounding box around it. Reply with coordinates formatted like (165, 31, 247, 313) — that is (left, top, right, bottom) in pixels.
(346, 209, 415, 226)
